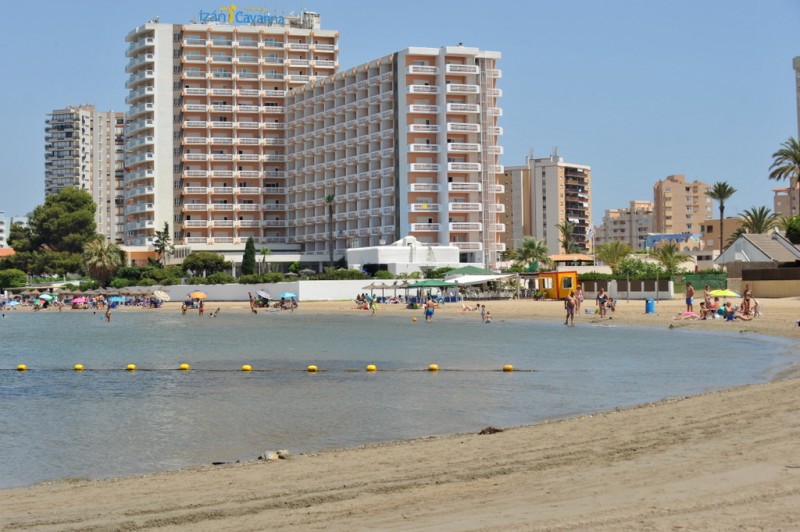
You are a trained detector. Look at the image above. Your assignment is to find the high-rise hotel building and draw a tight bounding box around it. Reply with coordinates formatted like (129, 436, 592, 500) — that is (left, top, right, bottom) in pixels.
(124, 11, 505, 267)
(45, 105, 125, 242)
(288, 46, 504, 266)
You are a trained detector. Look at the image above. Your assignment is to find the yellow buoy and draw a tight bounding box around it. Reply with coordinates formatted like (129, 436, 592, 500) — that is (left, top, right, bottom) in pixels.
(365, 364, 377, 372)
(412, 317, 417, 322)
(307, 365, 318, 373)
(428, 364, 439, 372)
(179, 363, 190, 371)
(74, 364, 85, 371)
(17, 364, 27, 371)
(241, 364, 253, 372)
(502, 364, 515, 372)
(126, 364, 137, 371)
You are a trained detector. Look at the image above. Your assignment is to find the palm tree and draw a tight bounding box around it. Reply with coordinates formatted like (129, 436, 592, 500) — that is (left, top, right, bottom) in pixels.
(83, 236, 123, 287)
(554, 221, 576, 254)
(651, 241, 689, 278)
(259, 246, 271, 274)
(595, 240, 632, 272)
(768, 137, 800, 216)
(738, 206, 779, 234)
(511, 237, 551, 271)
(705, 181, 737, 255)
(325, 193, 335, 266)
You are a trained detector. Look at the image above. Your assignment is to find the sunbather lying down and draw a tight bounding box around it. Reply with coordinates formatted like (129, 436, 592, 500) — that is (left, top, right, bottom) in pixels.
(674, 312, 699, 320)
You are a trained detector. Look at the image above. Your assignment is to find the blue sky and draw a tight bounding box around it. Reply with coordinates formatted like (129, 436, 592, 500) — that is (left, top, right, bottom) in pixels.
(0, 0, 798, 225)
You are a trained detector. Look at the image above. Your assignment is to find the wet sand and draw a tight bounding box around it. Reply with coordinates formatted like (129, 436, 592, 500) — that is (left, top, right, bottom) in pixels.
(2, 297, 799, 531)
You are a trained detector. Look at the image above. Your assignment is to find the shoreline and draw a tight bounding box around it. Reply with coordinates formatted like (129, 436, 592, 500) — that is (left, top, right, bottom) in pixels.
(1, 297, 799, 530)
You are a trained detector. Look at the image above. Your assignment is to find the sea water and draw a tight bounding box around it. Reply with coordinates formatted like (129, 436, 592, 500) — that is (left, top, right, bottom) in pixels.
(0, 309, 796, 489)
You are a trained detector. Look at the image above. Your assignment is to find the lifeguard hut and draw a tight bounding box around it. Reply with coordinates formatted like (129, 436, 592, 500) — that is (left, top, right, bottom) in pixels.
(537, 270, 578, 300)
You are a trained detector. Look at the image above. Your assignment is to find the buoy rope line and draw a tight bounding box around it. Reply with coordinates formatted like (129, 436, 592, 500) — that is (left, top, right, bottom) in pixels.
(4, 367, 533, 373)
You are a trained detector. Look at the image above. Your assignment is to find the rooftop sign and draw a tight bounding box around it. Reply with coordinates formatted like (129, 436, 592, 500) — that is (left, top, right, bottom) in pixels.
(199, 5, 286, 26)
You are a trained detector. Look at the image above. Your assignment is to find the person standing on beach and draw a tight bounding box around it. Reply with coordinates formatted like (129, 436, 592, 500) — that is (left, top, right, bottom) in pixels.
(564, 291, 577, 326)
(105, 307, 112, 323)
(370, 296, 378, 316)
(685, 282, 695, 312)
(479, 304, 486, 322)
(703, 285, 712, 309)
(198, 299, 204, 316)
(596, 288, 608, 318)
(574, 285, 584, 313)
(424, 298, 436, 322)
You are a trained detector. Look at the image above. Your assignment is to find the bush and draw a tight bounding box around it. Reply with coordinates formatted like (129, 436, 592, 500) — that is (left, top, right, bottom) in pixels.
(0, 268, 27, 289)
(374, 270, 394, 280)
(238, 274, 262, 285)
(206, 272, 235, 284)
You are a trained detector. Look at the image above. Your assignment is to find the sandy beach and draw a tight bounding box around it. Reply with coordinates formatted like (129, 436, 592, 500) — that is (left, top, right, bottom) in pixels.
(1, 296, 799, 530)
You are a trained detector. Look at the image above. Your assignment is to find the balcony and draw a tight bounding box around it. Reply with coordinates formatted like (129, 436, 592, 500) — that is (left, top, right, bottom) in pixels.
(453, 242, 483, 251)
(489, 223, 506, 232)
(183, 186, 208, 194)
(210, 186, 234, 194)
(410, 203, 440, 212)
(209, 203, 234, 212)
(487, 107, 503, 117)
(183, 204, 209, 212)
(447, 162, 481, 173)
(488, 184, 505, 193)
(449, 222, 482, 232)
(448, 182, 481, 192)
(407, 104, 439, 114)
(446, 103, 480, 114)
(408, 85, 439, 94)
(411, 223, 440, 232)
(236, 187, 261, 194)
(447, 122, 480, 133)
(407, 65, 438, 75)
(237, 220, 261, 228)
(408, 124, 439, 133)
(409, 163, 440, 172)
(410, 183, 440, 192)
(445, 64, 480, 75)
(184, 220, 209, 228)
(487, 69, 502, 78)
(448, 202, 482, 212)
(447, 142, 481, 153)
(487, 204, 506, 213)
(211, 220, 235, 228)
(445, 84, 480, 95)
(409, 144, 439, 153)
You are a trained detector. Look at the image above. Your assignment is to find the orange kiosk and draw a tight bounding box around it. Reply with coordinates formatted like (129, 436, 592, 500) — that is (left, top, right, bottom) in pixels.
(537, 271, 578, 300)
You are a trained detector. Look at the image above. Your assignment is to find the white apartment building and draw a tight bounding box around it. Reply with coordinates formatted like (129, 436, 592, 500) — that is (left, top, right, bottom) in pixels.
(528, 153, 592, 255)
(594, 200, 654, 251)
(124, 11, 335, 252)
(45, 106, 125, 242)
(287, 46, 504, 267)
(124, 12, 505, 268)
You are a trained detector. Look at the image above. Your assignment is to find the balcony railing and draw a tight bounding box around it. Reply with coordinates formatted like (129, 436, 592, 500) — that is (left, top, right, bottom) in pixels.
(410, 203, 440, 212)
(410, 183, 440, 192)
(448, 222, 482, 231)
(448, 182, 481, 192)
(448, 202, 482, 212)
(447, 162, 481, 173)
(410, 223, 440, 232)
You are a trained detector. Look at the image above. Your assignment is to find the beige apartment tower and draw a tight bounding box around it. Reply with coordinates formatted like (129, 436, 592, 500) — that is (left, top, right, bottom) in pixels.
(594, 200, 654, 251)
(652, 174, 713, 234)
(527, 154, 592, 255)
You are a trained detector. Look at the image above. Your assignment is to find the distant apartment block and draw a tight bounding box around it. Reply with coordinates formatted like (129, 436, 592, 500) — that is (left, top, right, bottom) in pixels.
(594, 200, 654, 251)
(45, 105, 126, 242)
(0, 211, 6, 248)
(773, 186, 797, 218)
(652, 174, 713, 234)
(497, 165, 529, 253)
(527, 153, 591, 255)
(124, 11, 505, 267)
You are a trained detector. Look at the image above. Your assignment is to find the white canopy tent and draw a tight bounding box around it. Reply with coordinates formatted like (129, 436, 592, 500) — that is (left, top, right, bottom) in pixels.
(448, 274, 515, 286)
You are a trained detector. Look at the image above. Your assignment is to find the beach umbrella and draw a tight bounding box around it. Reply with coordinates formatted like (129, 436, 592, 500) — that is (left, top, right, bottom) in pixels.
(189, 290, 208, 299)
(298, 268, 316, 276)
(278, 292, 297, 299)
(153, 290, 170, 301)
(38, 293, 55, 302)
(255, 290, 272, 299)
(6, 301, 20, 307)
(709, 289, 740, 298)
(71, 297, 88, 304)
(108, 296, 126, 303)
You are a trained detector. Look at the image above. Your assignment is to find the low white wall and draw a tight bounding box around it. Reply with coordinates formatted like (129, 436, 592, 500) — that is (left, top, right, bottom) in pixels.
(158, 280, 405, 303)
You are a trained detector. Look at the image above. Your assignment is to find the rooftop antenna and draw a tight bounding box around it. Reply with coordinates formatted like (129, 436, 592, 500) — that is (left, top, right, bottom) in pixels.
(551, 146, 559, 160)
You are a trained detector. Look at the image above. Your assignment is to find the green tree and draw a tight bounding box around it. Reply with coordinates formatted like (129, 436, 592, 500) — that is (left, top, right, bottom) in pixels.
(781, 215, 800, 245)
(182, 252, 230, 277)
(325, 193, 335, 266)
(29, 187, 96, 252)
(0, 268, 27, 289)
(241, 237, 257, 275)
(555, 221, 577, 254)
(595, 240, 632, 272)
(510, 237, 550, 271)
(6, 223, 33, 252)
(768, 136, 800, 215)
(153, 222, 174, 265)
(615, 257, 665, 279)
(738, 206, 779, 234)
(651, 242, 689, 278)
(705, 181, 737, 255)
(83, 236, 124, 287)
